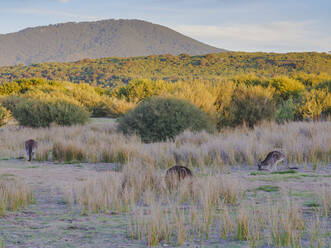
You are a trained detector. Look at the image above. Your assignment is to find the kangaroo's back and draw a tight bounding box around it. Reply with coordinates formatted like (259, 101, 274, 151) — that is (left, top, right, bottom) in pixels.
(262, 151, 285, 165)
(25, 139, 38, 161)
(165, 165, 193, 189)
(258, 151, 286, 171)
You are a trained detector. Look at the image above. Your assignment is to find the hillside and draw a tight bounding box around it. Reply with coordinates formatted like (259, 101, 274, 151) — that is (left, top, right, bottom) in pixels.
(0, 52, 330, 87)
(0, 19, 224, 66)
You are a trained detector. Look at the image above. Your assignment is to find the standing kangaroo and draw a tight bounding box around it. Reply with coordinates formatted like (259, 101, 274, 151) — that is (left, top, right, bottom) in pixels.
(257, 151, 298, 171)
(25, 139, 38, 161)
(165, 165, 193, 189)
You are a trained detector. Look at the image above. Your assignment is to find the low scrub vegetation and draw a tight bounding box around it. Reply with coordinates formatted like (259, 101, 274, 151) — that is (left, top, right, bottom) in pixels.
(118, 97, 214, 142)
(0, 106, 10, 127)
(12, 98, 90, 127)
(216, 84, 275, 128)
(0, 74, 330, 129)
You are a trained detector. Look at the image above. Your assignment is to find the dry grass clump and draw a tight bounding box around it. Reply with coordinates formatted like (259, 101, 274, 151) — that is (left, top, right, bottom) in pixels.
(268, 200, 304, 247)
(65, 161, 164, 214)
(320, 184, 331, 217)
(0, 177, 34, 216)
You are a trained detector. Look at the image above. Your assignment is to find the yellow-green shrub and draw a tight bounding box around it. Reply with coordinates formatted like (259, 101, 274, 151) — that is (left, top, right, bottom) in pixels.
(271, 76, 305, 100)
(13, 99, 90, 127)
(300, 89, 331, 119)
(0, 106, 11, 127)
(169, 80, 220, 118)
(216, 84, 275, 128)
(115, 79, 175, 102)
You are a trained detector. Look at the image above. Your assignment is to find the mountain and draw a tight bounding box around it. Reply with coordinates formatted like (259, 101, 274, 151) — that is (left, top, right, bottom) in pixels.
(0, 19, 225, 66)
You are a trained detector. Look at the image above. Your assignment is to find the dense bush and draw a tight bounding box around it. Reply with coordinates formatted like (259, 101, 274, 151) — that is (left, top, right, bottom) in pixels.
(270, 76, 305, 101)
(13, 99, 90, 127)
(0, 73, 329, 124)
(275, 98, 296, 124)
(216, 84, 275, 128)
(0, 106, 10, 127)
(115, 79, 174, 102)
(118, 97, 214, 143)
(300, 89, 331, 119)
(0, 95, 26, 112)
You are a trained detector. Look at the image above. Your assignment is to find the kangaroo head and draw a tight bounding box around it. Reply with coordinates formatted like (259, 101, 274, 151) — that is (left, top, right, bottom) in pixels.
(257, 159, 262, 170)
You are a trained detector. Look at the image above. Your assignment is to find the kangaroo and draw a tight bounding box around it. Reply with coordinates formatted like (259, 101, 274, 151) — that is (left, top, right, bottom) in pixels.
(25, 139, 38, 161)
(165, 165, 193, 190)
(257, 151, 298, 171)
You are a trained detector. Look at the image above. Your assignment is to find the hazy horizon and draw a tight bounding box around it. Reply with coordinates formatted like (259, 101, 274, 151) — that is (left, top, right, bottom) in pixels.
(0, 0, 330, 53)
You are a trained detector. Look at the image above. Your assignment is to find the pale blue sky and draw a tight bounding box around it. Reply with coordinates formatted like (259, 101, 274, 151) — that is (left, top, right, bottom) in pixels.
(0, 0, 330, 52)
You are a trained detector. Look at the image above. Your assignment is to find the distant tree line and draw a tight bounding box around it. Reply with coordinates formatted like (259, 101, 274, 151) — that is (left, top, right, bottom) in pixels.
(0, 52, 330, 87)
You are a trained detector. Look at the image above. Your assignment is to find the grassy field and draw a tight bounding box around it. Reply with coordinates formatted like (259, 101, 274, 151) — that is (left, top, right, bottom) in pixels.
(0, 121, 330, 247)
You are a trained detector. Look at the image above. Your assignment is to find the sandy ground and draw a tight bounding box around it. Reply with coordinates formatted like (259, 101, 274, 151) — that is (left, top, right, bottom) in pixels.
(0, 160, 330, 247)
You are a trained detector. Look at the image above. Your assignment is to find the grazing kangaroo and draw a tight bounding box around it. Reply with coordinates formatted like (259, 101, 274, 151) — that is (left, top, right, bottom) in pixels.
(257, 151, 298, 171)
(165, 165, 193, 189)
(25, 139, 38, 161)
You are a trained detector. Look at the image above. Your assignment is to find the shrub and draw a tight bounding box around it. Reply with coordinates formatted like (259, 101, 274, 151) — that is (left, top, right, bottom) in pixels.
(300, 89, 331, 119)
(13, 99, 90, 127)
(275, 98, 296, 124)
(270, 76, 305, 100)
(170, 80, 220, 118)
(0, 106, 11, 127)
(0, 95, 27, 112)
(118, 97, 214, 143)
(115, 79, 174, 102)
(217, 84, 275, 128)
(92, 98, 136, 118)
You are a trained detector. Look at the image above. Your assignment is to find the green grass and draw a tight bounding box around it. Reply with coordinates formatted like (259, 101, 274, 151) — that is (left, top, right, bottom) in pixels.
(271, 170, 298, 175)
(90, 118, 117, 124)
(250, 171, 268, 176)
(250, 174, 302, 182)
(288, 191, 315, 199)
(255, 185, 280, 192)
(250, 170, 298, 176)
(304, 201, 320, 208)
(300, 173, 331, 178)
(0, 173, 16, 180)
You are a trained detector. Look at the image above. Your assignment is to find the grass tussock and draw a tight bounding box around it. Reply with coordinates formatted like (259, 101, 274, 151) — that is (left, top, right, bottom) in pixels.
(62, 161, 331, 247)
(320, 184, 331, 217)
(64, 162, 243, 245)
(0, 177, 34, 216)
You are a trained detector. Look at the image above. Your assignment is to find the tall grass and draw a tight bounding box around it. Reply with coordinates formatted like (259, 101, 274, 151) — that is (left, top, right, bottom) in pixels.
(321, 184, 331, 217)
(0, 121, 329, 167)
(63, 162, 331, 247)
(0, 178, 34, 216)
